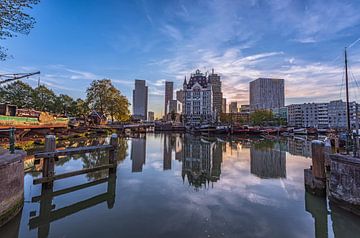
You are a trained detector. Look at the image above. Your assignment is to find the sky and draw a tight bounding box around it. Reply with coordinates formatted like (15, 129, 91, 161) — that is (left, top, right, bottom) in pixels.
(1, 0, 360, 117)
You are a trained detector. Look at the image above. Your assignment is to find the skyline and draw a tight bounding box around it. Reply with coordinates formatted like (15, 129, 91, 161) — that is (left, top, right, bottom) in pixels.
(1, 0, 360, 117)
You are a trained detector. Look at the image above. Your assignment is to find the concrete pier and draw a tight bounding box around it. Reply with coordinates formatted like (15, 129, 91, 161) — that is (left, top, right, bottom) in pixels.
(304, 140, 327, 196)
(0, 149, 25, 227)
(328, 153, 360, 215)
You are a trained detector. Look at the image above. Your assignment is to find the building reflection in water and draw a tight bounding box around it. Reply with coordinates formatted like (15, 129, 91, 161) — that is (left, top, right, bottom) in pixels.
(286, 137, 312, 158)
(131, 135, 146, 172)
(250, 140, 286, 179)
(163, 134, 172, 170)
(28, 172, 117, 238)
(181, 135, 223, 189)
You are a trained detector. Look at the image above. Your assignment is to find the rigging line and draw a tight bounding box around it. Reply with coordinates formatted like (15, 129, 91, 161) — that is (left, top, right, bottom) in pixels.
(349, 37, 360, 49)
(339, 64, 345, 99)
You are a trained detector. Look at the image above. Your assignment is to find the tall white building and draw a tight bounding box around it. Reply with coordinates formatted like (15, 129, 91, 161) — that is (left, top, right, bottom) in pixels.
(183, 69, 214, 125)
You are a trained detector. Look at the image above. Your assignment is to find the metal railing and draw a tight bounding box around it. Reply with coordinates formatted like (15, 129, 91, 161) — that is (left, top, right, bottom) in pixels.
(0, 128, 16, 154)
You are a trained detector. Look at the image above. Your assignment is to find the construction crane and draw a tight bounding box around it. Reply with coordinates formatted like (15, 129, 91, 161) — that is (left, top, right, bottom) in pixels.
(0, 71, 40, 85)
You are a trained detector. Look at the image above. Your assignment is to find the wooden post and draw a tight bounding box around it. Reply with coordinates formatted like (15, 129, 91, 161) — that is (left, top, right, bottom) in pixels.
(109, 134, 118, 173)
(43, 135, 56, 188)
(312, 140, 325, 179)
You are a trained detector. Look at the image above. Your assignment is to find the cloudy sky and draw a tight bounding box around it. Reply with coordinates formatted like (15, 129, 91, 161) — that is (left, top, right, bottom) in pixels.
(1, 0, 360, 116)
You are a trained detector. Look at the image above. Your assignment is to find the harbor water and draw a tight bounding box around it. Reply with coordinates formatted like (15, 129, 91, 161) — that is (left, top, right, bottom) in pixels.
(1, 133, 360, 238)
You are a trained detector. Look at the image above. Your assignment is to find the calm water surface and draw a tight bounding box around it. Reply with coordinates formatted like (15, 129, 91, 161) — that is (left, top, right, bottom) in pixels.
(1, 133, 360, 238)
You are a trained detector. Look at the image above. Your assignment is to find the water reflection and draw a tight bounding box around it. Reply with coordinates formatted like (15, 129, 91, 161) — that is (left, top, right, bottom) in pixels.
(181, 135, 223, 189)
(2, 134, 360, 237)
(29, 173, 117, 238)
(250, 140, 286, 179)
(131, 135, 146, 172)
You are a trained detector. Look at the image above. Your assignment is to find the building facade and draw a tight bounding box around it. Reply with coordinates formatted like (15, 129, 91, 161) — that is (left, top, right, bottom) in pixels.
(229, 102, 238, 113)
(287, 100, 359, 129)
(132, 79, 148, 120)
(328, 100, 358, 129)
(250, 78, 284, 110)
(148, 111, 154, 121)
(164, 81, 174, 116)
(176, 89, 185, 104)
(183, 69, 214, 125)
(208, 69, 223, 116)
(222, 98, 227, 113)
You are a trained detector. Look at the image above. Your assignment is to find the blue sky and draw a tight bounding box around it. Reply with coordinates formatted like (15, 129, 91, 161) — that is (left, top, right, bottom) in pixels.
(1, 0, 360, 116)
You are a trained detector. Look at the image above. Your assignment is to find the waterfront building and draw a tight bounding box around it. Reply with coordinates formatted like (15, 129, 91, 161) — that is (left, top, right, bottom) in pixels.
(328, 100, 358, 129)
(166, 99, 183, 122)
(229, 102, 238, 113)
(132, 79, 148, 120)
(176, 89, 185, 103)
(148, 111, 154, 122)
(222, 98, 227, 113)
(250, 78, 285, 110)
(240, 104, 250, 113)
(271, 107, 288, 120)
(287, 100, 359, 129)
(208, 68, 223, 115)
(183, 69, 214, 125)
(164, 81, 174, 116)
(168, 99, 182, 114)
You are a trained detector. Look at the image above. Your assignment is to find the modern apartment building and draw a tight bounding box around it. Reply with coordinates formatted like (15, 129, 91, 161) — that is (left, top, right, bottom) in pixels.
(287, 100, 359, 129)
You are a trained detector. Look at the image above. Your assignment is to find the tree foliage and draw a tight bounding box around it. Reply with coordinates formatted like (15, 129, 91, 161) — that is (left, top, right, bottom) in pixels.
(0, 80, 34, 108)
(0, 0, 40, 60)
(86, 79, 130, 122)
(250, 110, 274, 126)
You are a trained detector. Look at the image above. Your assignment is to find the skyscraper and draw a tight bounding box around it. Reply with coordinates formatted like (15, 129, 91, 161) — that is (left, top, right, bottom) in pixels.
(229, 101, 238, 113)
(164, 81, 174, 116)
(222, 98, 227, 113)
(133, 79, 148, 120)
(249, 78, 284, 110)
(208, 69, 223, 115)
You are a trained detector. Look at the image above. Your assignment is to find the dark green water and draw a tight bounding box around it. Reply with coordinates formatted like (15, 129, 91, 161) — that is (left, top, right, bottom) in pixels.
(1, 133, 360, 238)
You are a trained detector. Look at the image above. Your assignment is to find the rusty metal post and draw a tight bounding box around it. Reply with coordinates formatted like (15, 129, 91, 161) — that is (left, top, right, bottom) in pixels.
(9, 128, 15, 154)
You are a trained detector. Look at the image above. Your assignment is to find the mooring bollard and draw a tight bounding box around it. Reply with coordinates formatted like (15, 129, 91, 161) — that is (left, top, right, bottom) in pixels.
(304, 140, 326, 196)
(43, 135, 56, 188)
(109, 134, 118, 173)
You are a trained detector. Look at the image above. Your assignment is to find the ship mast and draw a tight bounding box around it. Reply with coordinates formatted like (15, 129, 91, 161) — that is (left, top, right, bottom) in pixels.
(345, 48, 351, 133)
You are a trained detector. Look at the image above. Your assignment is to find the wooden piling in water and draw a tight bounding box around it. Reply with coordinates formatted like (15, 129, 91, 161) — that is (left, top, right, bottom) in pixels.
(42, 135, 56, 188)
(304, 140, 327, 196)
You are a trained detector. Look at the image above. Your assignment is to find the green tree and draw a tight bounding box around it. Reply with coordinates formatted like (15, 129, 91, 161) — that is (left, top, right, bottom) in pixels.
(0, 81, 34, 108)
(56, 94, 75, 115)
(250, 110, 274, 126)
(32, 85, 57, 112)
(0, 0, 40, 60)
(73, 98, 90, 119)
(86, 79, 130, 122)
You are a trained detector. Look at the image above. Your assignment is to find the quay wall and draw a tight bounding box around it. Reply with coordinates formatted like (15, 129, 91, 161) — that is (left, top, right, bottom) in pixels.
(0, 150, 25, 227)
(329, 154, 360, 215)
